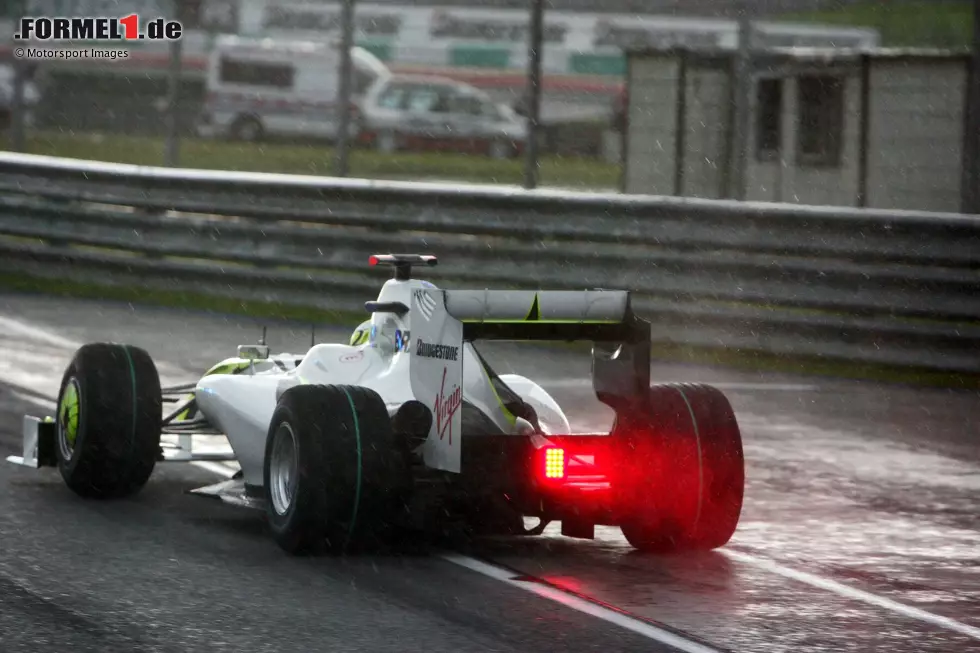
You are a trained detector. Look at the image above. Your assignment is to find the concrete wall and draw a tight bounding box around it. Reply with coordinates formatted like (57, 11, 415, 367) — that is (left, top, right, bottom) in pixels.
(622, 55, 678, 196)
(865, 59, 967, 213)
(621, 55, 730, 198)
(679, 64, 731, 199)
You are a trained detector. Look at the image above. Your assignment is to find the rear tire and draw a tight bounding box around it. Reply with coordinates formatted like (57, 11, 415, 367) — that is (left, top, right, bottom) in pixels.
(55, 343, 162, 499)
(615, 383, 744, 553)
(263, 384, 412, 555)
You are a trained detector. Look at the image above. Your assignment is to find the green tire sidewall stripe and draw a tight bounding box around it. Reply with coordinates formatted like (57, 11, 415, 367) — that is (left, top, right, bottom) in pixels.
(340, 387, 362, 552)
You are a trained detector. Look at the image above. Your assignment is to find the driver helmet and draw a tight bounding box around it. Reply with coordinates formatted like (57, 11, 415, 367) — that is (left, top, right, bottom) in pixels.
(349, 320, 371, 346)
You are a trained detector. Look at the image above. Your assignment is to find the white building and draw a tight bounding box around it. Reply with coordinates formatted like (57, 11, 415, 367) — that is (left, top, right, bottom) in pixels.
(622, 46, 972, 213)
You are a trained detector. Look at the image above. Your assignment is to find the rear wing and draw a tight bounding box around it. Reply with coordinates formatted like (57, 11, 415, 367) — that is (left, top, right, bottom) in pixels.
(409, 288, 651, 474)
(445, 289, 633, 339)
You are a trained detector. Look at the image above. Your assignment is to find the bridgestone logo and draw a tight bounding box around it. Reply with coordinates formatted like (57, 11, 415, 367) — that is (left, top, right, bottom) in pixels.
(415, 338, 459, 361)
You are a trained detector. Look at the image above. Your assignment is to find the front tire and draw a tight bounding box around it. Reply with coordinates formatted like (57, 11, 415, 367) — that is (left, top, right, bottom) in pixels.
(55, 343, 162, 499)
(263, 384, 412, 555)
(615, 383, 744, 553)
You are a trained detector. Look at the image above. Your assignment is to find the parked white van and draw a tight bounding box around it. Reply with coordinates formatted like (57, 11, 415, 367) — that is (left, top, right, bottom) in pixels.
(197, 36, 390, 142)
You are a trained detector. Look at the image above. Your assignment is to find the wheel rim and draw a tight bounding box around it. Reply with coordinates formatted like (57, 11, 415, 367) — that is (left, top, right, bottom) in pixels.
(57, 377, 81, 461)
(269, 421, 299, 516)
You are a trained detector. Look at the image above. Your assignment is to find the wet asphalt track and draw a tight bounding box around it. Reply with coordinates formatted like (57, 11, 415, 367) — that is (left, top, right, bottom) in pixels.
(0, 294, 978, 653)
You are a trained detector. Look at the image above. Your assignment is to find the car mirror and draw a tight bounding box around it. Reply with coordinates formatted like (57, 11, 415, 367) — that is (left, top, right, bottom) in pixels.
(238, 344, 270, 360)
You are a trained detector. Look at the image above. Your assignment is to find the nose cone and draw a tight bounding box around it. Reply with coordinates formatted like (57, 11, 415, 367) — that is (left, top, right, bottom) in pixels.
(194, 373, 280, 441)
(196, 372, 238, 395)
(196, 373, 278, 418)
(194, 373, 239, 416)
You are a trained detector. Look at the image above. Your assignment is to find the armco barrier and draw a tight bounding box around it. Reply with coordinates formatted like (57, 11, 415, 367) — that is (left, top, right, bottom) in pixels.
(0, 152, 977, 374)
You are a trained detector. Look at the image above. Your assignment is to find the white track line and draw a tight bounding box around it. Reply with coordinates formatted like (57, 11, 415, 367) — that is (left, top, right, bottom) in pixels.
(723, 550, 980, 641)
(442, 553, 720, 652)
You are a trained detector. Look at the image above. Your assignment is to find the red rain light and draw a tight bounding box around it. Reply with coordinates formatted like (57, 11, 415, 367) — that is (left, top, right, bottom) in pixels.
(368, 255, 379, 266)
(542, 446, 565, 480)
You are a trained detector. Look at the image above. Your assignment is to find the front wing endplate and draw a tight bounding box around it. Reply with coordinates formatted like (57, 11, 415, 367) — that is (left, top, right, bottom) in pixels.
(6, 415, 57, 469)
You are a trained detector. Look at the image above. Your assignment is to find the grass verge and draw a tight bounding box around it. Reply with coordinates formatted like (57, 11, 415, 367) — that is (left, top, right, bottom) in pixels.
(0, 272, 363, 327)
(24, 130, 621, 190)
(786, 0, 974, 48)
(1, 272, 975, 391)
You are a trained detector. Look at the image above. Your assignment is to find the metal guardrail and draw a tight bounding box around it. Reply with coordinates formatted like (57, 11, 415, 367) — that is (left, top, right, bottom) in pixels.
(0, 151, 977, 374)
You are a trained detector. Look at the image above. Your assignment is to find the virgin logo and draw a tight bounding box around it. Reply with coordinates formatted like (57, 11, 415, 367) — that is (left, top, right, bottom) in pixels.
(433, 367, 461, 445)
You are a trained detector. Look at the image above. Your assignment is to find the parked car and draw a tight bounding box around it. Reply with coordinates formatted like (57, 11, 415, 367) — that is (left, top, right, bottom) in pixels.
(359, 74, 527, 159)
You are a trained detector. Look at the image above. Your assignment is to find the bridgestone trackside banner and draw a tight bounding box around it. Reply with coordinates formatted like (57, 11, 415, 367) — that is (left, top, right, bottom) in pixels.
(232, 2, 879, 75)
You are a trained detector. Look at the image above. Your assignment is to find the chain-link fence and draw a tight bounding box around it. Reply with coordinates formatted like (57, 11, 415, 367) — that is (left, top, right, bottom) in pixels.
(1, 0, 976, 196)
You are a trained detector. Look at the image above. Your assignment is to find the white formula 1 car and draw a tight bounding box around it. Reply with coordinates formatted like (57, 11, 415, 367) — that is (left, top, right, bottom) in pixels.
(8, 254, 745, 555)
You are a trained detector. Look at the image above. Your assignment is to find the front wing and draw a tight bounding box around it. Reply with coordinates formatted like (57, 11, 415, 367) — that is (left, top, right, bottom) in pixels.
(7, 379, 240, 471)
